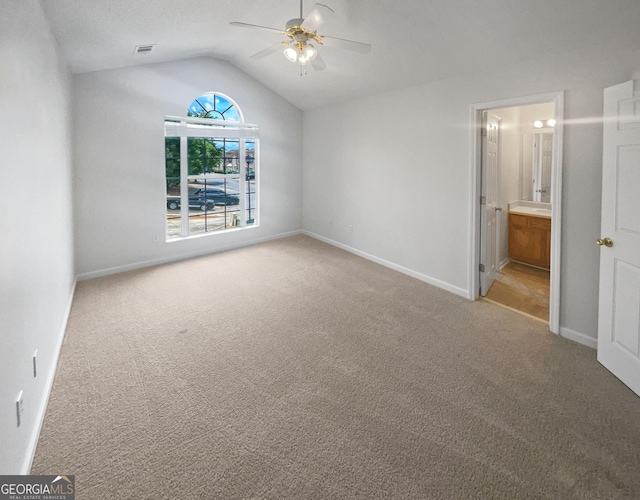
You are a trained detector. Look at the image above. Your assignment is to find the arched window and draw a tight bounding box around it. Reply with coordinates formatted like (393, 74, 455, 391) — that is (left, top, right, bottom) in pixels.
(187, 93, 242, 122)
(164, 93, 259, 240)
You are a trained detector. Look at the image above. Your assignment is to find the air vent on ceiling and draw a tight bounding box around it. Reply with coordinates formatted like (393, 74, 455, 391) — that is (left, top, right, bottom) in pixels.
(134, 44, 155, 55)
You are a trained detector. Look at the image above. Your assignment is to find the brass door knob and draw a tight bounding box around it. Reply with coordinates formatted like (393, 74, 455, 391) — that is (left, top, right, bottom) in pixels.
(596, 237, 613, 247)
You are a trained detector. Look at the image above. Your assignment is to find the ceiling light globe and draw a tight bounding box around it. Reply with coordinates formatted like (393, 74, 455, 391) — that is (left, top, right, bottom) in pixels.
(283, 46, 298, 62)
(533, 120, 544, 128)
(304, 44, 317, 61)
(547, 119, 556, 127)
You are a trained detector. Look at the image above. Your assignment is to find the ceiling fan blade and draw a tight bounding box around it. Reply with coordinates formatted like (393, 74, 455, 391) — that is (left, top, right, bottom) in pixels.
(321, 35, 372, 54)
(250, 42, 286, 60)
(230, 21, 284, 35)
(311, 52, 327, 71)
(302, 3, 334, 32)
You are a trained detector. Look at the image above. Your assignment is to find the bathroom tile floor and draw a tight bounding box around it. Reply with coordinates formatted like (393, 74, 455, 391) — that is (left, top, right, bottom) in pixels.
(484, 262, 550, 321)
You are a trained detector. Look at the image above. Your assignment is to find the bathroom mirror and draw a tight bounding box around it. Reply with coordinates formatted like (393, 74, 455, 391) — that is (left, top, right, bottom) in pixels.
(520, 131, 553, 203)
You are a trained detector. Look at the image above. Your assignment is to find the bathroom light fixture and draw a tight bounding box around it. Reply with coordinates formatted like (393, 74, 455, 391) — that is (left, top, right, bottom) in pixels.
(533, 119, 556, 128)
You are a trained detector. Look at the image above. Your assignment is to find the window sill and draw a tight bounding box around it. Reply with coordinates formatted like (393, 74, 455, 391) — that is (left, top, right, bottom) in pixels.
(166, 222, 260, 243)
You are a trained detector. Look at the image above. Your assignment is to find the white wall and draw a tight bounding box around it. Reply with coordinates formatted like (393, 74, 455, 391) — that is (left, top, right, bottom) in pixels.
(0, 1, 75, 474)
(303, 43, 640, 342)
(73, 57, 303, 278)
(303, 87, 471, 296)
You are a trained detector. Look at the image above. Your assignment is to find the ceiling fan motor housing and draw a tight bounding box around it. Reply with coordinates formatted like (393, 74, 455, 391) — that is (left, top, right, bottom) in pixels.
(285, 18, 322, 46)
(285, 18, 304, 30)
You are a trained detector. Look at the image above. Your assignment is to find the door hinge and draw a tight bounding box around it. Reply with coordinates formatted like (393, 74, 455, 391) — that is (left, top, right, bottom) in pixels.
(482, 126, 487, 137)
(479, 263, 485, 273)
(480, 196, 486, 205)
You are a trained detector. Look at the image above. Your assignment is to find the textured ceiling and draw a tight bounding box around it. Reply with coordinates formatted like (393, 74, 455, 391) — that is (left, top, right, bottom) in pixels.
(41, 0, 640, 110)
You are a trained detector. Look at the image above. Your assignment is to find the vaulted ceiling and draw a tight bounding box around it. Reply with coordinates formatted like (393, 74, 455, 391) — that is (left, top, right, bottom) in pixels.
(41, 0, 640, 110)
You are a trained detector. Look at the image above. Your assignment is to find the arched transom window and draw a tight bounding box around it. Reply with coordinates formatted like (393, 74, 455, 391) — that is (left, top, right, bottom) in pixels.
(187, 93, 242, 122)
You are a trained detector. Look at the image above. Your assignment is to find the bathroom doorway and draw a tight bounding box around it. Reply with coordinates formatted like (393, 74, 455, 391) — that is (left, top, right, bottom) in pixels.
(484, 103, 553, 321)
(470, 92, 564, 334)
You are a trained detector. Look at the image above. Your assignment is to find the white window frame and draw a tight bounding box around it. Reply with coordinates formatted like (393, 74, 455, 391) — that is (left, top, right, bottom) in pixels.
(164, 115, 260, 240)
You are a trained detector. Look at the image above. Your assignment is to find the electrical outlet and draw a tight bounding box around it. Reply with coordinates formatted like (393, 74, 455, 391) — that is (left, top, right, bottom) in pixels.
(33, 350, 38, 378)
(16, 391, 23, 427)
(349, 225, 353, 233)
(153, 234, 159, 242)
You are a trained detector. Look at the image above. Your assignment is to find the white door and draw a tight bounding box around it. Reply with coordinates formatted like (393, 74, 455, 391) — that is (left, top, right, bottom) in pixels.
(480, 112, 501, 296)
(597, 80, 640, 397)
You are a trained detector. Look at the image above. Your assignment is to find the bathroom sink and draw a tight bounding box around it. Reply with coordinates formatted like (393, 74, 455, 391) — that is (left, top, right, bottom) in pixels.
(508, 206, 551, 217)
(507, 201, 552, 218)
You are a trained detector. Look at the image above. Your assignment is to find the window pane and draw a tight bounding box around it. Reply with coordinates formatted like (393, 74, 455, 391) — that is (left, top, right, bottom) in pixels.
(187, 137, 223, 175)
(224, 107, 240, 122)
(166, 137, 181, 239)
(186, 178, 239, 233)
(165, 137, 180, 184)
(246, 139, 256, 224)
(205, 138, 219, 159)
(166, 180, 182, 239)
(190, 178, 240, 209)
(165, 137, 180, 158)
(188, 202, 216, 235)
(213, 138, 240, 175)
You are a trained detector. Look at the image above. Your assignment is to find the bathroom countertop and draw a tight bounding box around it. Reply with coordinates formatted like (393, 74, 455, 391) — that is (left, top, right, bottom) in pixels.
(508, 201, 551, 218)
(509, 206, 551, 218)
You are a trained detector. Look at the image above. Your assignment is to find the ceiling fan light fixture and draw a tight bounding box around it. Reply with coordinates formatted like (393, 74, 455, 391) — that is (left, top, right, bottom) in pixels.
(284, 42, 317, 65)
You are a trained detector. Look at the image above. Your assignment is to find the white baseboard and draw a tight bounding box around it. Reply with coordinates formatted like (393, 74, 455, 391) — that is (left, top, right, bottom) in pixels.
(303, 231, 468, 299)
(77, 229, 303, 281)
(560, 327, 597, 349)
(21, 278, 77, 474)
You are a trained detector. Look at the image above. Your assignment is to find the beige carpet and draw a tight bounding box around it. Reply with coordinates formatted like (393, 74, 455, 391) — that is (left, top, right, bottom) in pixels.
(32, 235, 640, 498)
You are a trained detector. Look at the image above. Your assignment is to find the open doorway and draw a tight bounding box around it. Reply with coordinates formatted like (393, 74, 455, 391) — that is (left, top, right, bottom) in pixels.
(483, 103, 554, 321)
(469, 92, 564, 334)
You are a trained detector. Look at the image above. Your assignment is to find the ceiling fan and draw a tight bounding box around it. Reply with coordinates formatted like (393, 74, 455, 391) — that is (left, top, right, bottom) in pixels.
(230, 0, 371, 74)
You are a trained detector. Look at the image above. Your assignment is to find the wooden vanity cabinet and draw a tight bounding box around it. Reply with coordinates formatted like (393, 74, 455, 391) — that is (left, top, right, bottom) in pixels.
(508, 213, 551, 269)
